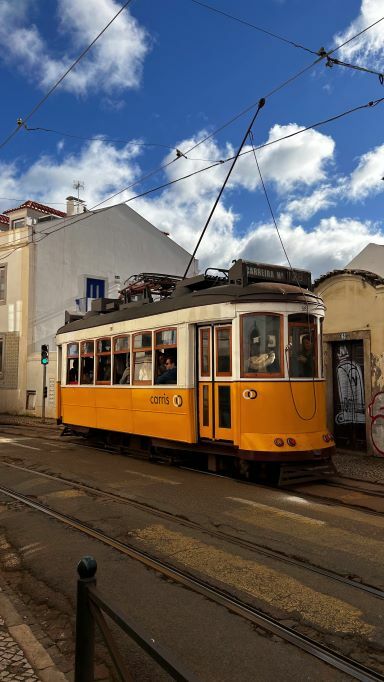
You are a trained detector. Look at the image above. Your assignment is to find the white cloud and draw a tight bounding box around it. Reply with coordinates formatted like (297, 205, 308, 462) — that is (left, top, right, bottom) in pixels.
(233, 124, 335, 191)
(238, 215, 384, 276)
(349, 143, 384, 199)
(333, 0, 384, 70)
(0, 127, 382, 279)
(0, 139, 142, 213)
(0, 0, 150, 95)
(285, 186, 338, 220)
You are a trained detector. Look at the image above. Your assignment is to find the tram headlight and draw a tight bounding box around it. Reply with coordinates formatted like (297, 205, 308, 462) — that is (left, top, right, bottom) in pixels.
(274, 438, 284, 447)
(323, 434, 331, 442)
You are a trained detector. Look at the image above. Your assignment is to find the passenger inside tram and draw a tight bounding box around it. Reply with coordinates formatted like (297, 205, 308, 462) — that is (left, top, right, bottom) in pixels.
(245, 317, 280, 374)
(155, 353, 177, 384)
(296, 334, 315, 377)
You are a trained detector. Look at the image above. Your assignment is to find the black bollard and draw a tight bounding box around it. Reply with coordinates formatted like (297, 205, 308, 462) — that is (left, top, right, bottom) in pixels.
(75, 556, 97, 682)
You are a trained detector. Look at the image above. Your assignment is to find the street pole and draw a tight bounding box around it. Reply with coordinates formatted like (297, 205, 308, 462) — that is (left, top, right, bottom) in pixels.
(42, 363, 46, 423)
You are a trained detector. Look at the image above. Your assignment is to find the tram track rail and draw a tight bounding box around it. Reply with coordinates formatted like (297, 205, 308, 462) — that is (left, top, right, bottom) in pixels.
(1, 459, 384, 603)
(0, 481, 383, 682)
(326, 481, 384, 499)
(285, 485, 384, 518)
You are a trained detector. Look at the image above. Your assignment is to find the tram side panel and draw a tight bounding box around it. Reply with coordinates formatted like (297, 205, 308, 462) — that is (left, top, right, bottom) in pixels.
(59, 386, 197, 443)
(237, 380, 331, 455)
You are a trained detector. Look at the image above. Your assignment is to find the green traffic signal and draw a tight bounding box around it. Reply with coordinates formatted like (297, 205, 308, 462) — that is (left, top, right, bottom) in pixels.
(41, 344, 49, 365)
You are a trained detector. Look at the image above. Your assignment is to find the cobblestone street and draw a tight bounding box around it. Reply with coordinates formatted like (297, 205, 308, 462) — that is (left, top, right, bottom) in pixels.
(0, 617, 38, 682)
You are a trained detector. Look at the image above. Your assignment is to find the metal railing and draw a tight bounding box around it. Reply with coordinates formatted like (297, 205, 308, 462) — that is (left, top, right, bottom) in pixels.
(75, 556, 199, 682)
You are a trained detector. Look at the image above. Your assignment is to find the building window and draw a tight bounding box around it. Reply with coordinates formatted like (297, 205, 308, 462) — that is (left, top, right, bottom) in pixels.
(11, 218, 25, 229)
(86, 278, 105, 299)
(0, 265, 7, 304)
(26, 390, 36, 410)
(133, 332, 152, 384)
(241, 313, 282, 377)
(113, 336, 130, 384)
(96, 338, 111, 384)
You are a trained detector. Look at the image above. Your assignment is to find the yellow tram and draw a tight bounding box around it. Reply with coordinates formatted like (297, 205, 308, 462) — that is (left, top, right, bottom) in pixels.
(56, 260, 334, 483)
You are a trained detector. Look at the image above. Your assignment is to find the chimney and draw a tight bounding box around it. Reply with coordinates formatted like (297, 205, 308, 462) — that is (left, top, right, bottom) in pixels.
(66, 195, 86, 216)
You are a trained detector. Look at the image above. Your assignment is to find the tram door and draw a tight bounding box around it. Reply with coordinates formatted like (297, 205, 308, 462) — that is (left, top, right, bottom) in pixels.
(198, 324, 233, 442)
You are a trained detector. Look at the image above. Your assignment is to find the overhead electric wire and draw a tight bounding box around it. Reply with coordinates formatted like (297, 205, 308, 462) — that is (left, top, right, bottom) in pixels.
(1, 93, 383, 261)
(0, 0, 135, 152)
(182, 13, 384, 156)
(1, 17, 383, 261)
(186, 0, 318, 55)
(329, 15, 384, 54)
(23, 125, 176, 151)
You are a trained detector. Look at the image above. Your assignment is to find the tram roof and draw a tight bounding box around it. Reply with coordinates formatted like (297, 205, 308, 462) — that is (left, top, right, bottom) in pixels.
(57, 278, 320, 336)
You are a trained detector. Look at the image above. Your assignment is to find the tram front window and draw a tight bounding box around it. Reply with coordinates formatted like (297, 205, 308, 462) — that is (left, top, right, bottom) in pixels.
(241, 314, 281, 377)
(288, 314, 317, 378)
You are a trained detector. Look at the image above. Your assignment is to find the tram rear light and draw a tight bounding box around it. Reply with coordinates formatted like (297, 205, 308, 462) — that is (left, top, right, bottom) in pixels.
(274, 438, 284, 447)
(329, 433, 335, 442)
(323, 434, 331, 442)
(287, 437, 296, 447)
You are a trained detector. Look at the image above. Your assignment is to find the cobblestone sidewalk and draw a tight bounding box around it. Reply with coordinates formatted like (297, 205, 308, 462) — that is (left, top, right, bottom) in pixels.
(0, 616, 39, 681)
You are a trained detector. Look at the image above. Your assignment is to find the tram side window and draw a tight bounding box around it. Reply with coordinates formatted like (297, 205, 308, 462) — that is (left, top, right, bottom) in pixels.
(67, 343, 79, 384)
(241, 314, 281, 377)
(96, 338, 111, 384)
(80, 341, 94, 384)
(113, 336, 130, 384)
(154, 328, 177, 385)
(133, 332, 152, 384)
(288, 314, 317, 378)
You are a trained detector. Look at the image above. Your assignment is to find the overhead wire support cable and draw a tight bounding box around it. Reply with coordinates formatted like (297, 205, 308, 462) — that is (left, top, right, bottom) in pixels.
(0, 0, 135, 153)
(323, 55, 384, 83)
(182, 98, 266, 279)
(186, 0, 318, 55)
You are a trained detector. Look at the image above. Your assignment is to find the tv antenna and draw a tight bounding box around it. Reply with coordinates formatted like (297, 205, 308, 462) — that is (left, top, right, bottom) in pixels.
(73, 180, 85, 203)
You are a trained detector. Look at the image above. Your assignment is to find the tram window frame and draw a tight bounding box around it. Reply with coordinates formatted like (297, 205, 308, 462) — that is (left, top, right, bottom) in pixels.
(288, 314, 318, 379)
(113, 335, 131, 385)
(215, 325, 232, 377)
(199, 328, 211, 378)
(240, 313, 283, 378)
(66, 342, 79, 385)
(133, 331, 152, 385)
(154, 327, 177, 385)
(95, 337, 111, 385)
(80, 340, 95, 385)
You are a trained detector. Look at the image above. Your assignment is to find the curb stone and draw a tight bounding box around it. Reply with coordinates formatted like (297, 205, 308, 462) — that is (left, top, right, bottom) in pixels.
(0, 590, 68, 681)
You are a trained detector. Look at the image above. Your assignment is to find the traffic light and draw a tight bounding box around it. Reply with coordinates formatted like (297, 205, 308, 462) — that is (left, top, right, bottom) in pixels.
(41, 344, 49, 365)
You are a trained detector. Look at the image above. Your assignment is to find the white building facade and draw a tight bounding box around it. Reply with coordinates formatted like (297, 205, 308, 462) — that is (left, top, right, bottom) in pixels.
(0, 198, 197, 418)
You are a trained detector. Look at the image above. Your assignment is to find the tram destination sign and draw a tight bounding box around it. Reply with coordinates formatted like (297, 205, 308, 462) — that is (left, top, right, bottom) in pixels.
(228, 260, 312, 290)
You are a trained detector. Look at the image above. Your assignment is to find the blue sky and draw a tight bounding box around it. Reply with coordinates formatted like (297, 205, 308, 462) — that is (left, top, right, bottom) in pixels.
(0, 0, 383, 276)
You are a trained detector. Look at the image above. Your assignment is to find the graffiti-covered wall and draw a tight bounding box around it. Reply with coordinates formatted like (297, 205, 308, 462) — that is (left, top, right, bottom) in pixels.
(315, 270, 384, 456)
